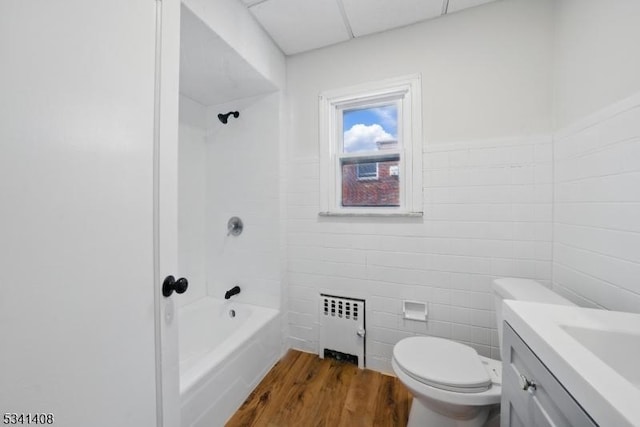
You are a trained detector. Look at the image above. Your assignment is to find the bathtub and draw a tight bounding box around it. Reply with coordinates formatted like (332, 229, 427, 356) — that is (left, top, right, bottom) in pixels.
(179, 296, 281, 427)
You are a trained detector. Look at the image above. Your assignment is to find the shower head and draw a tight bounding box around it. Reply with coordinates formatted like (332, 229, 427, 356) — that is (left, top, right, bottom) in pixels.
(218, 111, 240, 124)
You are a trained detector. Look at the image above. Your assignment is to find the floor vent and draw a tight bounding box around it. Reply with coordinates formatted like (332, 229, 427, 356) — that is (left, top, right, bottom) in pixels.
(323, 349, 359, 366)
(319, 294, 365, 369)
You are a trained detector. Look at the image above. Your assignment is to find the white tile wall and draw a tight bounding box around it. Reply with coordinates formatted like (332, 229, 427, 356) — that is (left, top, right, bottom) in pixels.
(205, 93, 283, 310)
(286, 136, 553, 372)
(553, 93, 640, 313)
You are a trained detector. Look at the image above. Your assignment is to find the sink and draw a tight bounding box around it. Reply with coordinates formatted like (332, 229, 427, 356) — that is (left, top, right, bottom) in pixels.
(560, 325, 640, 388)
(503, 300, 640, 427)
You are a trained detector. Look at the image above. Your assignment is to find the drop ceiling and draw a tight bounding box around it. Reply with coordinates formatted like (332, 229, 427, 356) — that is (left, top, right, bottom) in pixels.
(238, 0, 498, 55)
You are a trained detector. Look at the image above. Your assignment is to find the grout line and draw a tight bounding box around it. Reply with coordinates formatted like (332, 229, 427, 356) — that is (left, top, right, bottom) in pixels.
(554, 262, 640, 298)
(554, 220, 640, 235)
(555, 136, 640, 161)
(555, 241, 640, 267)
(556, 169, 640, 185)
(554, 91, 640, 140)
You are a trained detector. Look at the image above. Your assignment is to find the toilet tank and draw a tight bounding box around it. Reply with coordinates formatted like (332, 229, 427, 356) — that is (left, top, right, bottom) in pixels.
(493, 278, 575, 355)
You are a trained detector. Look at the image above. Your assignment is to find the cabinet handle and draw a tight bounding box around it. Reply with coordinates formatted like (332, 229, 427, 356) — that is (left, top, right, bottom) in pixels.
(519, 374, 537, 392)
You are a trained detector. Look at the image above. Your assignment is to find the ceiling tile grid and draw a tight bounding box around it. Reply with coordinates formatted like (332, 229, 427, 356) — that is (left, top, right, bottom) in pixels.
(341, 0, 445, 38)
(447, 0, 496, 14)
(249, 0, 352, 55)
(240, 0, 498, 55)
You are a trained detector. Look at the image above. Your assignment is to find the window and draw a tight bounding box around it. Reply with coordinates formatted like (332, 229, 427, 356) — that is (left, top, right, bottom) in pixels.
(319, 75, 423, 215)
(356, 162, 378, 180)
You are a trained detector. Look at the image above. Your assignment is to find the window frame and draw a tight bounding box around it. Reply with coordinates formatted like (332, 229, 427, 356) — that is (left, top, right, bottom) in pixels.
(319, 74, 423, 216)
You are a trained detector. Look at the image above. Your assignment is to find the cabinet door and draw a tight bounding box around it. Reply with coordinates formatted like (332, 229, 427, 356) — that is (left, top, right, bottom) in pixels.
(501, 323, 597, 427)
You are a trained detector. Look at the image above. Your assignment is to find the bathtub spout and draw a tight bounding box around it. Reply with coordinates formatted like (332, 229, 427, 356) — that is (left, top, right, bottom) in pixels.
(224, 285, 241, 300)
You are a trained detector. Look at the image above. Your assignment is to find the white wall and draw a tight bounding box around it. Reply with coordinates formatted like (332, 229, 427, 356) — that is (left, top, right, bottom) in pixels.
(553, 0, 640, 129)
(286, 0, 554, 372)
(182, 0, 286, 90)
(287, 0, 552, 152)
(553, 97, 640, 312)
(552, 0, 640, 313)
(205, 93, 282, 309)
(178, 95, 208, 307)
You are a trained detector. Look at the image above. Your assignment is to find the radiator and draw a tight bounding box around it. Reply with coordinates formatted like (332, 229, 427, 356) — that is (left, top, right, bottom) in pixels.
(319, 294, 365, 368)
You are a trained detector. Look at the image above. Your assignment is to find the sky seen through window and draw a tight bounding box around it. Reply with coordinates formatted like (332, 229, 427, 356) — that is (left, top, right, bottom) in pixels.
(342, 105, 397, 153)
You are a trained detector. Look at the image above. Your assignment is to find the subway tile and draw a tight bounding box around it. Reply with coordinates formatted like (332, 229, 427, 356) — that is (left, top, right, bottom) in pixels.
(534, 142, 553, 163)
(366, 356, 393, 375)
(285, 138, 558, 371)
(366, 266, 427, 287)
(555, 240, 640, 298)
(535, 164, 553, 184)
(449, 305, 471, 325)
(597, 106, 640, 146)
(428, 303, 452, 322)
(470, 309, 495, 329)
(620, 139, 640, 173)
(367, 340, 394, 359)
(367, 326, 413, 345)
(448, 150, 470, 167)
(425, 151, 450, 169)
(288, 336, 317, 353)
(369, 280, 417, 300)
(508, 145, 535, 164)
(370, 311, 400, 329)
(510, 165, 535, 185)
(366, 250, 430, 270)
(288, 311, 314, 327)
(289, 298, 316, 315)
(556, 223, 640, 264)
(369, 295, 402, 314)
(289, 324, 317, 342)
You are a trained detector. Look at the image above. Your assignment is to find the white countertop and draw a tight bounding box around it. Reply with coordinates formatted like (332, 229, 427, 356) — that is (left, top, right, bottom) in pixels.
(503, 300, 640, 427)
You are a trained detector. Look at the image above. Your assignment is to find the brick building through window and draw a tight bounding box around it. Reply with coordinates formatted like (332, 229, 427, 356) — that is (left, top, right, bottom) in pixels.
(342, 139, 399, 207)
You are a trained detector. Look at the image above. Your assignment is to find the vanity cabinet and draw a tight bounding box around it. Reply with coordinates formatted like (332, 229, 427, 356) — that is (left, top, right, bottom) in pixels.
(501, 323, 597, 427)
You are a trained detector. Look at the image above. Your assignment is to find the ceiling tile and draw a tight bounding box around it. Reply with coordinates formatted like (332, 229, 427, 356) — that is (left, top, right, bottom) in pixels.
(341, 0, 445, 38)
(250, 0, 351, 55)
(447, 0, 496, 14)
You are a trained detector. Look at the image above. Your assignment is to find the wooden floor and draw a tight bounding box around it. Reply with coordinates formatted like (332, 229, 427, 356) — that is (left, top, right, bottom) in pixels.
(226, 350, 412, 427)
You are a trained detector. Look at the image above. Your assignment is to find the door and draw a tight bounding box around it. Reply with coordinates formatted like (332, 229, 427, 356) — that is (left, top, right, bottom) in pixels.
(0, 1, 180, 426)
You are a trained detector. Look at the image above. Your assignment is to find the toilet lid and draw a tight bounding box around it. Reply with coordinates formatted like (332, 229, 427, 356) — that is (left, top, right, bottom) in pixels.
(393, 337, 491, 393)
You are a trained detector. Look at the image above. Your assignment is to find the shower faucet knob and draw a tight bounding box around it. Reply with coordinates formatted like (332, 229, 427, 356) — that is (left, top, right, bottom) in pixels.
(162, 275, 189, 297)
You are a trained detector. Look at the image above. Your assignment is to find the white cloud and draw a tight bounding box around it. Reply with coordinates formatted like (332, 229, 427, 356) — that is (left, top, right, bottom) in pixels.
(371, 106, 397, 132)
(343, 124, 394, 153)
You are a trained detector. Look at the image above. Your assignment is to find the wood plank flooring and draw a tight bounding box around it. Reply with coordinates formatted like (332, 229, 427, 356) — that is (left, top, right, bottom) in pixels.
(226, 350, 412, 427)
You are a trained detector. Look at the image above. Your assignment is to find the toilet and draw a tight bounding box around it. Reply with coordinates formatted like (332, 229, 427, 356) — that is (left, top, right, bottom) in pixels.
(392, 278, 575, 427)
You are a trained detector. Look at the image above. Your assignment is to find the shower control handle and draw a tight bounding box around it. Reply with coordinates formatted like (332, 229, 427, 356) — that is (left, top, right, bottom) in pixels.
(162, 275, 189, 297)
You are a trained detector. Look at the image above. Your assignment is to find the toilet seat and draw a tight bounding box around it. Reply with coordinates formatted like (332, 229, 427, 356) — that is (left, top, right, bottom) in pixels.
(393, 336, 491, 393)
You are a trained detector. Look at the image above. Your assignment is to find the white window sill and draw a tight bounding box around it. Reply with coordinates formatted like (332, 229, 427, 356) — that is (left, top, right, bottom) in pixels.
(318, 211, 423, 218)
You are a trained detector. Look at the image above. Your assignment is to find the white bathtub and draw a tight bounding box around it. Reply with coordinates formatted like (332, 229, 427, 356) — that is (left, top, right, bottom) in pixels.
(179, 297, 280, 427)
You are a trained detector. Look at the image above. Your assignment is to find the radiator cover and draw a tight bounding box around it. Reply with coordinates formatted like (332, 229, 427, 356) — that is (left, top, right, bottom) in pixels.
(319, 294, 365, 368)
